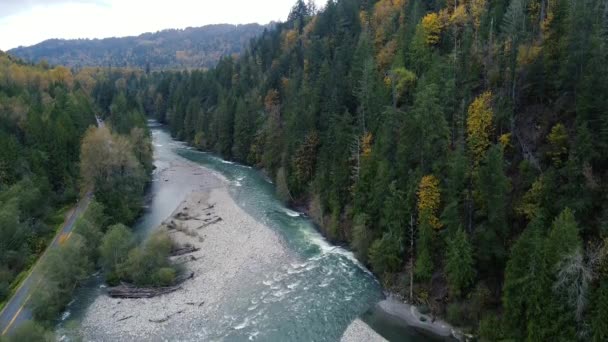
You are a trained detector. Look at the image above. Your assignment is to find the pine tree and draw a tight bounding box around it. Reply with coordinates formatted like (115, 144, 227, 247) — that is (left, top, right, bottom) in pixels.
(545, 208, 582, 266)
(475, 145, 510, 270)
(502, 216, 546, 339)
(415, 218, 434, 281)
(445, 228, 475, 297)
(592, 275, 608, 341)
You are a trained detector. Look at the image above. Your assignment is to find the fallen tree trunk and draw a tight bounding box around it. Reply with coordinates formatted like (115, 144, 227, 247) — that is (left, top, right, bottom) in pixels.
(107, 272, 194, 298)
(196, 217, 222, 229)
(108, 284, 182, 298)
(170, 244, 200, 256)
(173, 212, 201, 221)
(149, 310, 184, 323)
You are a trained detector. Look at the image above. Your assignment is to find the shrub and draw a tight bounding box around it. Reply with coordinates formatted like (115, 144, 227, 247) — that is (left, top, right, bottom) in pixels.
(478, 313, 504, 342)
(155, 267, 176, 286)
(6, 320, 53, 342)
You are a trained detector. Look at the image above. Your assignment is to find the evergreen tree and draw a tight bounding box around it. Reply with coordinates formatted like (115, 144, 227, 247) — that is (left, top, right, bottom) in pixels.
(445, 228, 475, 297)
(475, 144, 510, 271)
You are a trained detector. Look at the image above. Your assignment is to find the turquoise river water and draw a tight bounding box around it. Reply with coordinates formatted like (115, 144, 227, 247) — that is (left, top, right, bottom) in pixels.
(55, 124, 432, 341)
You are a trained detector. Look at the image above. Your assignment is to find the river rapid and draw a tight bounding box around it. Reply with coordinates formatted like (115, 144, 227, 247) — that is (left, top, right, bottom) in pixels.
(55, 123, 432, 341)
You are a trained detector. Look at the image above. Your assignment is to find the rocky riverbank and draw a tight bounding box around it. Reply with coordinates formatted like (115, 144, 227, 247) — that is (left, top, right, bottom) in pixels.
(80, 179, 289, 340)
(78, 140, 459, 341)
(341, 319, 387, 342)
(339, 294, 464, 341)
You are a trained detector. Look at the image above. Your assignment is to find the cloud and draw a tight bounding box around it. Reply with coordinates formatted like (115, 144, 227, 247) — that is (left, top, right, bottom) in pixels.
(0, 0, 109, 18)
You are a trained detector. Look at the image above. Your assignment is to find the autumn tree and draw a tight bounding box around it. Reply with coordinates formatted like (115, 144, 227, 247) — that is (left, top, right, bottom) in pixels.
(467, 92, 494, 167)
(416, 175, 442, 280)
(421, 12, 443, 45)
(80, 126, 146, 223)
(417, 175, 442, 230)
(546, 123, 568, 167)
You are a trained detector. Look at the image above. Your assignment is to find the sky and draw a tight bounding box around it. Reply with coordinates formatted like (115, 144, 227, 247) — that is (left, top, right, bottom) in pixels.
(0, 0, 324, 51)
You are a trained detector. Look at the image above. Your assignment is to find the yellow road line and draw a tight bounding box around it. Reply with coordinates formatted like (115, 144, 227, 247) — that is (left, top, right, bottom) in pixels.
(0, 207, 78, 318)
(0, 201, 82, 335)
(1, 293, 32, 336)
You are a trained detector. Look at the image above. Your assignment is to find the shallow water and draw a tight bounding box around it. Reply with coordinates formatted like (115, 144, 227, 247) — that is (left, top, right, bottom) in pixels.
(56, 124, 430, 341)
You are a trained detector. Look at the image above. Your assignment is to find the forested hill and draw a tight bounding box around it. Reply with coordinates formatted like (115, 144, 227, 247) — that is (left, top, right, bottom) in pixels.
(0, 50, 154, 332)
(144, 0, 608, 339)
(8, 23, 267, 70)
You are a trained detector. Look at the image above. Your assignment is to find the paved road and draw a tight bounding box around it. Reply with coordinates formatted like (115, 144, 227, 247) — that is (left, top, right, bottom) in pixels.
(0, 194, 92, 336)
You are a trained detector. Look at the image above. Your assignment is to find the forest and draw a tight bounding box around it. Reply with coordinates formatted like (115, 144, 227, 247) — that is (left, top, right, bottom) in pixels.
(0, 52, 172, 339)
(141, 0, 608, 339)
(9, 24, 267, 71)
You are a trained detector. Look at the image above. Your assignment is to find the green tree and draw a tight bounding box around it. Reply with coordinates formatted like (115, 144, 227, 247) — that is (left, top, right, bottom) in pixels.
(545, 208, 582, 266)
(592, 276, 608, 341)
(368, 232, 402, 279)
(99, 224, 134, 283)
(6, 320, 54, 342)
(502, 217, 547, 339)
(475, 145, 510, 270)
(118, 230, 175, 286)
(415, 218, 434, 281)
(445, 228, 475, 297)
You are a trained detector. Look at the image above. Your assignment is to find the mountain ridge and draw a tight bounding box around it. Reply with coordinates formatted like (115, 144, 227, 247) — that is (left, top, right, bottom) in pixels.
(9, 23, 269, 70)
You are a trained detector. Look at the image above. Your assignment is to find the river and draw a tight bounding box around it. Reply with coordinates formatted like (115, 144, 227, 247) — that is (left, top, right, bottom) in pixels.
(55, 123, 434, 341)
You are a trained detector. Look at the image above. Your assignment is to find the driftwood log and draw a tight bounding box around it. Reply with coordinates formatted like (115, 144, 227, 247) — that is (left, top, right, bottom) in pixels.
(196, 217, 222, 229)
(107, 272, 194, 299)
(173, 212, 201, 221)
(170, 244, 200, 256)
(108, 284, 182, 298)
(148, 310, 184, 323)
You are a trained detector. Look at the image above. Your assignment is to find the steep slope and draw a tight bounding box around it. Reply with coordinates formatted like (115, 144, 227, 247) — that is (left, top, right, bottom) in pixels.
(8, 23, 267, 70)
(142, 0, 608, 339)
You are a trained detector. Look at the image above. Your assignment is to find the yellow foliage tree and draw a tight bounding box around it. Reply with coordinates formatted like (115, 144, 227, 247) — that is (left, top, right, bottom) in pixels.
(283, 29, 299, 51)
(547, 123, 568, 167)
(499, 133, 512, 149)
(421, 12, 442, 45)
(50, 66, 73, 88)
(372, 0, 405, 48)
(467, 91, 494, 166)
(359, 10, 369, 28)
(264, 89, 280, 113)
(361, 132, 373, 157)
(470, 0, 487, 30)
(449, 5, 468, 28)
(516, 176, 545, 220)
(418, 175, 442, 230)
(376, 39, 398, 71)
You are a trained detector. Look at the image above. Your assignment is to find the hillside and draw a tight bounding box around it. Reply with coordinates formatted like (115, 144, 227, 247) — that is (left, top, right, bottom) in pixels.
(0, 49, 165, 338)
(140, 0, 608, 339)
(8, 23, 267, 70)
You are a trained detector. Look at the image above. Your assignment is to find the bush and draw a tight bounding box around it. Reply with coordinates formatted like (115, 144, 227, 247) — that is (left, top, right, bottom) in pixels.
(31, 235, 92, 321)
(351, 214, 371, 263)
(0, 267, 11, 301)
(478, 312, 504, 342)
(30, 281, 64, 321)
(154, 267, 176, 286)
(99, 224, 134, 283)
(446, 302, 469, 327)
(116, 230, 177, 287)
(368, 233, 402, 278)
(6, 320, 53, 342)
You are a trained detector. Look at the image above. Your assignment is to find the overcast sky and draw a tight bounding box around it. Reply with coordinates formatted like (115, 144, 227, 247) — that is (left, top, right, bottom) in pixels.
(0, 0, 324, 51)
